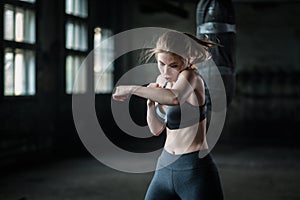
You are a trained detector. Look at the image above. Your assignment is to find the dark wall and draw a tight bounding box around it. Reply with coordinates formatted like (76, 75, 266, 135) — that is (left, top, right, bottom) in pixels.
(0, 0, 64, 168)
(0, 0, 125, 168)
(222, 1, 300, 145)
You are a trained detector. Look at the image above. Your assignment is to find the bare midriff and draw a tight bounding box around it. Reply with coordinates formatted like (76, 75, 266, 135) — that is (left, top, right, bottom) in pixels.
(163, 119, 208, 155)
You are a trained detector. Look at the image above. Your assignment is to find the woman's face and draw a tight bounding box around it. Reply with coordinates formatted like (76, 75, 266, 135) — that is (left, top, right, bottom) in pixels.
(157, 52, 184, 82)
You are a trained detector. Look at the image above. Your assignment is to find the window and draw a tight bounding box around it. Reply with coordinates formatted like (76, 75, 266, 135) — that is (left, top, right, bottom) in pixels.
(66, 55, 86, 94)
(4, 4, 35, 43)
(4, 49, 35, 96)
(66, 20, 88, 51)
(65, 0, 88, 18)
(94, 27, 114, 94)
(3, 1, 36, 96)
(65, 0, 88, 94)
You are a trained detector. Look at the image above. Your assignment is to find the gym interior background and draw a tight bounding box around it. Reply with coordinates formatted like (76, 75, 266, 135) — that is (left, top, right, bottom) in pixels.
(0, 0, 299, 199)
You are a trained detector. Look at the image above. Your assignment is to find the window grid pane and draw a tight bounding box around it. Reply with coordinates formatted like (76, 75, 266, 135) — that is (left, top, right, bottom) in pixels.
(66, 55, 74, 94)
(65, 0, 88, 18)
(24, 9, 36, 43)
(4, 49, 36, 96)
(66, 0, 73, 15)
(4, 5, 14, 41)
(14, 50, 25, 95)
(4, 5, 36, 44)
(4, 50, 14, 96)
(15, 8, 24, 42)
(65, 21, 87, 51)
(74, 0, 80, 16)
(27, 51, 36, 95)
(66, 55, 87, 94)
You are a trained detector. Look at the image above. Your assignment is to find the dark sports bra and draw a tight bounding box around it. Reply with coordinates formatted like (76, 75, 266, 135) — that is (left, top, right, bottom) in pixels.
(155, 102, 206, 130)
(155, 82, 207, 130)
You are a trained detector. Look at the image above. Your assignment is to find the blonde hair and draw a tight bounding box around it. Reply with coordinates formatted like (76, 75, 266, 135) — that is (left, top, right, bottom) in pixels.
(142, 31, 220, 69)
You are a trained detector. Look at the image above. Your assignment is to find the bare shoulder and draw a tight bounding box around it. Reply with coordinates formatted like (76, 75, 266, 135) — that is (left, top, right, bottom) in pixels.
(179, 69, 204, 88)
(179, 69, 198, 79)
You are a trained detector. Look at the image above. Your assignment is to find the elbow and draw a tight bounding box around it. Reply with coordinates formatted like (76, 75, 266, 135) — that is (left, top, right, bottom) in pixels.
(152, 131, 162, 137)
(166, 89, 180, 105)
(151, 125, 165, 136)
(170, 97, 180, 105)
(166, 95, 180, 105)
(152, 132, 161, 136)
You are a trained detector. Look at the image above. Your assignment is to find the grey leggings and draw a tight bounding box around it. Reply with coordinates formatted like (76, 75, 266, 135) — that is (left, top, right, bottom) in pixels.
(145, 149, 224, 200)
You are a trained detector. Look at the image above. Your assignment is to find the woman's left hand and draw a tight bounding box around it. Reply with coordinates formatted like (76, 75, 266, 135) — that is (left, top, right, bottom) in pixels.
(146, 83, 160, 106)
(112, 85, 133, 101)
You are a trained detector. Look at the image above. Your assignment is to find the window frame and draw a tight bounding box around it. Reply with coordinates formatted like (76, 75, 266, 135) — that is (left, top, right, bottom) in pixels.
(64, 0, 90, 95)
(1, 0, 38, 99)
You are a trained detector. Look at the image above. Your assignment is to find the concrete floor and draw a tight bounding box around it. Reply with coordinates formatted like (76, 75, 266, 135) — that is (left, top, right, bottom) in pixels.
(0, 145, 299, 200)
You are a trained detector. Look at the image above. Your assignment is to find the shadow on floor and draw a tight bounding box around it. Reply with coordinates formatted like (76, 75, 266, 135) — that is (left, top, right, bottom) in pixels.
(0, 144, 300, 200)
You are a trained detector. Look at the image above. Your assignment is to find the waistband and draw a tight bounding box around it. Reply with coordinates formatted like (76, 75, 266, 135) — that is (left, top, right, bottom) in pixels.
(157, 149, 214, 170)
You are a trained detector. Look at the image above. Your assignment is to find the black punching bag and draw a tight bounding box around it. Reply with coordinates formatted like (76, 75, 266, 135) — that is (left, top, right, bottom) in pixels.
(196, 0, 236, 107)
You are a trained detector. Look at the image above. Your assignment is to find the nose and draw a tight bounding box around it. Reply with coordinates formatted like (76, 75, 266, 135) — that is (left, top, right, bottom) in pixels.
(164, 65, 174, 76)
(163, 65, 168, 74)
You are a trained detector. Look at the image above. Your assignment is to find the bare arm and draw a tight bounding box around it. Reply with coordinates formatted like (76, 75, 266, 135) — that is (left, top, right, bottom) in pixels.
(147, 100, 166, 136)
(112, 70, 197, 105)
(145, 81, 166, 136)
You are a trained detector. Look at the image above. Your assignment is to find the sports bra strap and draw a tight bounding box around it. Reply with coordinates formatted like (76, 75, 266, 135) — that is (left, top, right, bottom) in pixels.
(162, 82, 168, 88)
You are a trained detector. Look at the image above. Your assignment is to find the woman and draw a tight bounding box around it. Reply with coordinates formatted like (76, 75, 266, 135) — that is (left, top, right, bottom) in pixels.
(113, 31, 223, 200)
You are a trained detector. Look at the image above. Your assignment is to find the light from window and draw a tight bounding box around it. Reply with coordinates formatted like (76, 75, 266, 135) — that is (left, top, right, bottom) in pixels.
(4, 51, 14, 95)
(4, 5, 14, 41)
(19, 0, 36, 3)
(66, 21, 88, 51)
(15, 8, 24, 42)
(65, 0, 88, 18)
(94, 27, 114, 93)
(4, 4, 35, 44)
(66, 55, 87, 94)
(4, 49, 36, 96)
